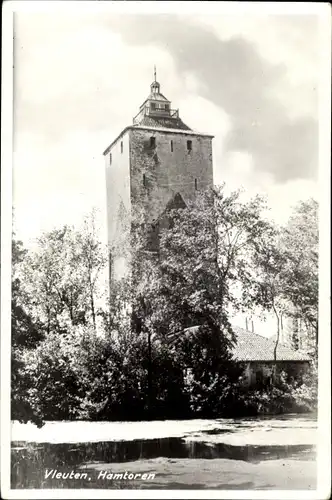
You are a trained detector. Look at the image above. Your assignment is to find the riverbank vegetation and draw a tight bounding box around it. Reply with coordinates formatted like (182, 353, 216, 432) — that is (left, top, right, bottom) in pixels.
(11, 186, 318, 425)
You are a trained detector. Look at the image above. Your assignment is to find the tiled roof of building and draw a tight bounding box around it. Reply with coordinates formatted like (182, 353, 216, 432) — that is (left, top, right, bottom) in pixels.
(231, 326, 311, 362)
(133, 115, 192, 131)
(165, 325, 311, 362)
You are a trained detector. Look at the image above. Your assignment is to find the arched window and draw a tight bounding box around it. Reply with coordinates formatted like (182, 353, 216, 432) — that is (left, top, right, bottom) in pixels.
(187, 140, 192, 152)
(150, 137, 156, 148)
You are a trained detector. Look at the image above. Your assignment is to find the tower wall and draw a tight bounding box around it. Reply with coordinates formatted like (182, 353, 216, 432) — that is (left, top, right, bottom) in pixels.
(104, 77, 214, 283)
(105, 131, 131, 280)
(129, 128, 213, 222)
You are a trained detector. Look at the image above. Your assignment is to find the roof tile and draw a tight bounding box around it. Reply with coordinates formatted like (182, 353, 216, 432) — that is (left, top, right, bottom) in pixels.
(133, 115, 191, 131)
(166, 325, 311, 362)
(231, 325, 311, 362)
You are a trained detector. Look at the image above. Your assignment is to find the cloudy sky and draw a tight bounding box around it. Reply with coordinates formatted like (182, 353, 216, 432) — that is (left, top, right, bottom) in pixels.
(12, 3, 324, 246)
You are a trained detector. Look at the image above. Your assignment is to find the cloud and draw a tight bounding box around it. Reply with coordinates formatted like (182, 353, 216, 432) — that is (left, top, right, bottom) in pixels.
(13, 13, 176, 144)
(13, 130, 108, 244)
(12, 12, 320, 243)
(101, 14, 319, 183)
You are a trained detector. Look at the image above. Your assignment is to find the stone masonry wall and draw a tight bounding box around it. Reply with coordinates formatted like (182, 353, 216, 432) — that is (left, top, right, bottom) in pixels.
(129, 128, 213, 223)
(105, 126, 214, 280)
(105, 131, 131, 279)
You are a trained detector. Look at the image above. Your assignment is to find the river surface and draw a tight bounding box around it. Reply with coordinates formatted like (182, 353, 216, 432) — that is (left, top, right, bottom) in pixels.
(11, 413, 317, 490)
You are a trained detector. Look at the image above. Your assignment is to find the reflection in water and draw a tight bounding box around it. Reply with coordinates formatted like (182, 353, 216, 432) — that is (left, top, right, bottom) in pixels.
(11, 437, 315, 489)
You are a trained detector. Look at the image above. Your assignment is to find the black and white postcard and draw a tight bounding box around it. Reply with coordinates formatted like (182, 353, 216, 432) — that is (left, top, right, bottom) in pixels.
(1, 1, 331, 499)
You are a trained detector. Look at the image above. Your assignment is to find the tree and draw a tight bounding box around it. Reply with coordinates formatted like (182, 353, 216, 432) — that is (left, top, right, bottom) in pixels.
(76, 326, 188, 421)
(19, 227, 83, 333)
(140, 185, 271, 338)
(21, 328, 87, 421)
(19, 213, 108, 334)
(11, 213, 108, 423)
(12, 239, 44, 348)
(75, 210, 108, 331)
(281, 199, 318, 351)
(11, 238, 44, 425)
(238, 198, 319, 361)
(127, 185, 272, 413)
(242, 224, 288, 362)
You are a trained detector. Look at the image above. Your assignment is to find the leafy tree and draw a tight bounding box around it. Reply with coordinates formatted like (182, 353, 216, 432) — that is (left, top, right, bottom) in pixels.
(168, 326, 245, 417)
(75, 210, 108, 331)
(237, 198, 318, 361)
(12, 239, 44, 348)
(11, 238, 44, 425)
(19, 213, 107, 334)
(131, 185, 271, 339)
(77, 328, 188, 421)
(11, 191, 318, 422)
(127, 185, 271, 414)
(22, 328, 88, 421)
(243, 199, 319, 358)
(19, 227, 82, 333)
(11, 211, 108, 423)
(281, 199, 318, 351)
(242, 224, 288, 361)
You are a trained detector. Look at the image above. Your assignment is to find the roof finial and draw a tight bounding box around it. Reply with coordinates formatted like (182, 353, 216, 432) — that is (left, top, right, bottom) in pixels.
(154, 65, 157, 82)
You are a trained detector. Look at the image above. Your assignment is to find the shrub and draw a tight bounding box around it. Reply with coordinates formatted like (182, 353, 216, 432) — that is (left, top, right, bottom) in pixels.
(79, 330, 189, 421)
(21, 329, 86, 421)
(234, 364, 318, 416)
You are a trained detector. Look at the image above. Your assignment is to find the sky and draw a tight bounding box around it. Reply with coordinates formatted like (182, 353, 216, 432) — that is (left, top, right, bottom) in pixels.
(11, 3, 324, 250)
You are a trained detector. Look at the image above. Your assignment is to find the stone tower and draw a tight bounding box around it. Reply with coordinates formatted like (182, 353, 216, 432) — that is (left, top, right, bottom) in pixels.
(103, 71, 214, 280)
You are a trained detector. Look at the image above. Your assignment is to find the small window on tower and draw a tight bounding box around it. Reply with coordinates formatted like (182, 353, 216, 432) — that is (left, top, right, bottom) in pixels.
(120, 141, 123, 154)
(109, 153, 112, 165)
(151, 102, 156, 110)
(150, 136, 156, 148)
(165, 104, 170, 111)
(187, 140, 192, 152)
(170, 140, 173, 152)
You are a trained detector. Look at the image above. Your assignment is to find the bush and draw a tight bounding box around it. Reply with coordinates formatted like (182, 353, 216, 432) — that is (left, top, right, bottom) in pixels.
(235, 365, 318, 416)
(78, 330, 190, 421)
(21, 329, 87, 421)
(176, 326, 245, 418)
(13, 319, 317, 423)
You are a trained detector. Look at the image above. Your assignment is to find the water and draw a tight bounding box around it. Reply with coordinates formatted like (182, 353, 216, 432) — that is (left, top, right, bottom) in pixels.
(11, 416, 317, 490)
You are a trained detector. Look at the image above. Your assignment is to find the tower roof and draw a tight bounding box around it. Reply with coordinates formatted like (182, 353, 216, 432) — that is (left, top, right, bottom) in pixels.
(133, 70, 192, 131)
(103, 124, 213, 156)
(144, 90, 169, 103)
(103, 70, 214, 155)
(135, 115, 192, 131)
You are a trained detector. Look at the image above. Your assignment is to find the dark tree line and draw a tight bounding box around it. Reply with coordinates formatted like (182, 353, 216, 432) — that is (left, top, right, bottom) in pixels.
(11, 188, 318, 425)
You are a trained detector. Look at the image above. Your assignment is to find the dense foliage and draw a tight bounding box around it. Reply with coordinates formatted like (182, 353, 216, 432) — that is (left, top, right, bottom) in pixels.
(11, 189, 318, 424)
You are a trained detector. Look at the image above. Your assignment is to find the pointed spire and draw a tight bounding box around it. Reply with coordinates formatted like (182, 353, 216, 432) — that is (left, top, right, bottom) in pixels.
(150, 66, 160, 94)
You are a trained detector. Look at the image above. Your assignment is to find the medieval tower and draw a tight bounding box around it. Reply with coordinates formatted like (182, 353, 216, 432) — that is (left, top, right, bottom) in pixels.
(103, 71, 214, 280)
